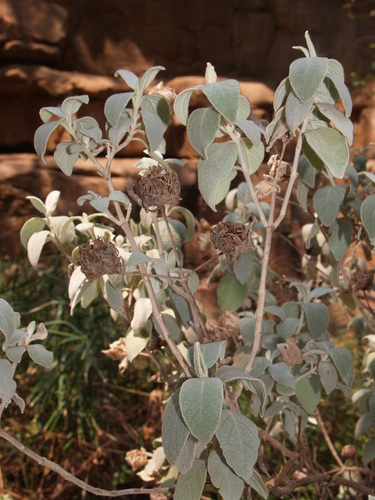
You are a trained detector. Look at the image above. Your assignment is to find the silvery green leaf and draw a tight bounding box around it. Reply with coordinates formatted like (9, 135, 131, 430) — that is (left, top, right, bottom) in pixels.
(115, 69, 139, 90)
(104, 92, 134, 127)
(295, 374, 321, 413)
(304, 31, 317, 57)
(235, 119, 261, 146)
(75, 116, 100, 131)
(12, 392, 26, 413)
(315, 103, 353, 144)
(265, 106, 288, 148)
(174, 459, 207, 500)
(70, 279, 99, 314)
(78, 127, 102, 142)
(217, 275, 247, 312)
(215, 409, 259, 481)
(298, 155, 316, 188)
(363, 440, 375, 467)
(108, 116, 133, 146)
(361, 194, 375, 242)
(304, 128, 349, 179)
(289, 281, 310, 303)
(126, 249, 152, 270)
(309, 287, 334, 300)
(20, 217, 47, 248)
(0, 359, 17, 403)
(179, 377, 223, 444)
(236, 95, 251, 120)
(187, 341, 226, 370)
(193, 342, 209, 378)
(274, 77, 292, 112)
(318, 360, 338, 395)
(198, 141, 238, 211)
(313, 185, 347, 226)
(328, 219, 352, 261)
(289, 57, 329, 103)
(302, 302, 330, 337)
(39, 106, 64, 123)
(327, 73, 352, 117)
(268, 362, 295, 389)
(154, 313, 181, 343)
(125, 323, 151, 362)
(174, 87, 202, 125)
(108, 190, 130, 206)
(162, 389, 190, 466)
(32, 323, 48, 342)
(101, 277, 124, 312)
(355, 412, 373, 439)
(314, 77, 339, 105)
(174, 434, 198, 475)
(168, 206, 195, 243)
(168, 288, 193, 328)
(187, 107, 220, 158)
(5, 346, 25, 364)
(141, 109, 165, 153)
(202, 80, 240, 122)
(61, 95, 89, 116)
(328, 347, 353, 382)
(138, 65, 165, 94)
(27, 230, 51, 268)
(327, 59, 345, 81)
(90, 197, 109, 212)
(285, 92, 313, 134)
(208, 450, 244, 500)
(157, 218, 186, 251)
(34, 120, 62, 162)
(0, 299, 16, 341)
(233, 252, 253, 285)
(44, 190, 60, 215)
(359, 171, 375, 184)
(131, 298, 153, 333)
(27, 344, 53, 368)
(248, 469, 269, 499)
(296, 181, 309, 211)
(264, 306, 285, 320)
(54, 142, 79, 176)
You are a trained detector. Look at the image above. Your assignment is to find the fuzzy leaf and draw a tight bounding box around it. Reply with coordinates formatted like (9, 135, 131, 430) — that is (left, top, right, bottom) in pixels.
(162, 389, 191, 467)
(318, 360, 338, 395)
(217, 275, 247, 312)
(235, 119, 261, 146)
(125, 325, 150, 362)
(302, 302, 330, 337)
(174, 459, 207, 500)
(208, 450, 244, 500)
(198, 141, 238, 211)
(130, 298, 153, 333)
(0, 359, 17, 404)
(239, 138, 264, 175)
(327, 74, 352, 117)
(115, 69, 139, 90)
(361, 194, 375, 243)
(285, 92, 313, 134)
(328, 219, 352, 261)
(289, 57, 328, 103)
(363, 439, 375, 467)
(268, 363, 295, 389)
(315, 103, 353, 144)
(274, 77, 292, 112)
(61, 95, 89, 116)
(304, 128, 349, 179)
(138, 65, 165, 94)
(187, 341, 227, 370)
(54, 142, 80, 176)
(27, 344, 53, 368)
(295, 374, 321, 413)
(174, 87, 201, 125)
(313, 185, 346, 226)
(179, 378, 223, 444)
(187, 107, 220, 158)
(0, 299, 16, 341)
(141, 94, 170, 152)
(328, 347, 353, 382)
(202, 80, 240, 122)
(34, 120, 62, 162)
(104, 92, 134, 127)
(27, 230, 51, 268)
(248, 469, 269, 499)
(215, 409, 259, 481)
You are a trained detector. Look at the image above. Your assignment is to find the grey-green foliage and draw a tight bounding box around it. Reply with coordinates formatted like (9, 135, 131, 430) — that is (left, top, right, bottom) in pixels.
(0, 299, 53, 413)
(16, 30, 375, 498)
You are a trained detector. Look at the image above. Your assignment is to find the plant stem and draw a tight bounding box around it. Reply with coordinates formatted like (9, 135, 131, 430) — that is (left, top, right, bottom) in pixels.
(0, 428, 170, 497)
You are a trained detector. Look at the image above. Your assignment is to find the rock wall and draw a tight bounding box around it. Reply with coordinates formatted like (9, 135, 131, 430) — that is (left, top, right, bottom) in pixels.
(1, 0, 375, 256)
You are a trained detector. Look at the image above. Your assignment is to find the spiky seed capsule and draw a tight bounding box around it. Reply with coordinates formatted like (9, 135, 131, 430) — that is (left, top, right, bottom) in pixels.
(79, 237, 126, 281)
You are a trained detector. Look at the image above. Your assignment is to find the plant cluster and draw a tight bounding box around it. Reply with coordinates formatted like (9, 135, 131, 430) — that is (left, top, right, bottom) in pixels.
(1, 32, 375, 498)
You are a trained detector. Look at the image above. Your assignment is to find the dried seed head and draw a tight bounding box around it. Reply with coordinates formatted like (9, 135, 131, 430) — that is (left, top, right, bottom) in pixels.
(138, 164, 181, 211)
(218, 311, 240, 338)
(79, 237, 126, 281)
(352, 269, 374, 292)
(341, 444, 357, 459)
(210, 221, 254, 261)
(148, 81, 177, 113)
(125, 448, 148, 471)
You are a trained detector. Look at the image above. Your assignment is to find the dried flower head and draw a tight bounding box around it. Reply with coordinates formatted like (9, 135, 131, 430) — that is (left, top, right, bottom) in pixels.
(148, 81, 177, 113)
(136, 164, 181, 211)
(79, 237, 126, 281)
(210, 220, 255, 261)
(277, 338, 303, 367)
(351, 269, 374, 292)
(125, 448, 148, 471)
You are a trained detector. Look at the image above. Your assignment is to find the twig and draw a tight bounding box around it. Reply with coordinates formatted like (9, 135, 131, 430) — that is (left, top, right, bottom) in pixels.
(0, 428, 170, 497)
(315, 407, 345, 469)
